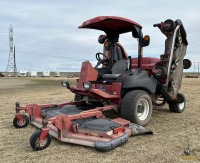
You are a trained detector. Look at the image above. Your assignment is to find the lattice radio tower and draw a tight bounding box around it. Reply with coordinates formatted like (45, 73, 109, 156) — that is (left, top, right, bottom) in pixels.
(192, 62, 200, 77)
(6, 25, 17, 76)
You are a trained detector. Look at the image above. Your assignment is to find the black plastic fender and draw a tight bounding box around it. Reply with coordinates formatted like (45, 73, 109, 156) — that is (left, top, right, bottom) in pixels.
(119, 69, 157, 93)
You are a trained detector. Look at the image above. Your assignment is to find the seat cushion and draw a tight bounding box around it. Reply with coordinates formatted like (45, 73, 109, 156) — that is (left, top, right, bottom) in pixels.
(102, 74, 121, 80)
(102, 60, 129, 80)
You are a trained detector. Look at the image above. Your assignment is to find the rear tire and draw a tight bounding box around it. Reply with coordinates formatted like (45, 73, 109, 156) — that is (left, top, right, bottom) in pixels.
(121, 90, 152, 126)
(30, 130, 51, 151)
(168, 93, 186, 113)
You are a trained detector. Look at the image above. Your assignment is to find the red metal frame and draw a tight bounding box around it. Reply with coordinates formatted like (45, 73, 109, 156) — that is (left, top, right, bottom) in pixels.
(40, 128, 49, 141)
(76, 61, 98, 88)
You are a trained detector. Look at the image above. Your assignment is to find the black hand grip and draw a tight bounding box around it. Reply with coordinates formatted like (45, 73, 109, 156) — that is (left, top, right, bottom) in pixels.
(153, 23, 161, 27)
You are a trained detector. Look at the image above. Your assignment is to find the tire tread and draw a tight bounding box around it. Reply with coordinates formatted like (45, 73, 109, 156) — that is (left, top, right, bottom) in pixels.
(13, 114, 29, 128)
(121, 90, 152, 126)
(29, 130, 51, 151)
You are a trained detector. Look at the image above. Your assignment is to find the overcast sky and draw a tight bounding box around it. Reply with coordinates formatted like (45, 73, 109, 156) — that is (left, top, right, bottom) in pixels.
(0, 0, 199, 72)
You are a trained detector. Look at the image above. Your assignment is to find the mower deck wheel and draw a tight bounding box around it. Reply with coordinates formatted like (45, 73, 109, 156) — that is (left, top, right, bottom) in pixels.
(13, 114, 29, 128)
(30, 130, 51, 151)
(121, 90, 152, 126)
(168, 93, 186, 113)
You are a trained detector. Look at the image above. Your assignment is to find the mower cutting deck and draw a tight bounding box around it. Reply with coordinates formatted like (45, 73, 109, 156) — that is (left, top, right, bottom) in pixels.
(14, 101, 152, 151)
(13, 16, 190, 151)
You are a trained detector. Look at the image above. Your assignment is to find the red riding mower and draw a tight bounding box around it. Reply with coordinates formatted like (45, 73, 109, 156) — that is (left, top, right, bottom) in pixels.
(13, 16, 191, 151)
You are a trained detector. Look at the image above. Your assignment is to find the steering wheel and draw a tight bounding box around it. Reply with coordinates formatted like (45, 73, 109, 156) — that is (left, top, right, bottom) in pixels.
(95, 52, 109, 68)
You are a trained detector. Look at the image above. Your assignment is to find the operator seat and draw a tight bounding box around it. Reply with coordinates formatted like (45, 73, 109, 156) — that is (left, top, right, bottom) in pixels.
(99, 45, 128, 81)
(107, 41, 128, 65)
(102, 41, 124, 67)
(102, 59, 129, 80)
(99, 34, 128, 67)
(97, 34, 129, 81)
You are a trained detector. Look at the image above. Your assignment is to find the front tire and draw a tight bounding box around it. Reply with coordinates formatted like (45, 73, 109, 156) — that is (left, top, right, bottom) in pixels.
(121, 90, 152, 126)
(30, 130, 51, 151)
(13, 114, 29, 128)
(168, 93, 186, 113)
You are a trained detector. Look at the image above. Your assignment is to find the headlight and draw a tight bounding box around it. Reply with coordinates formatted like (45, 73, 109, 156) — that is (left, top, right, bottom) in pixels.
(61, 81, 70, 88)
(83, 82, 92, 90)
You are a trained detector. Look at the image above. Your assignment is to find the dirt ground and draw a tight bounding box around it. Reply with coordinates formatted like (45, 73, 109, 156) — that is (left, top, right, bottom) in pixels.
(0, 77, 200, 163)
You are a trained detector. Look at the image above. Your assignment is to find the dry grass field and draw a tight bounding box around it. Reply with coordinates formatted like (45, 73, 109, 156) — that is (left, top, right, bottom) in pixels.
(0, 77, 200, 163)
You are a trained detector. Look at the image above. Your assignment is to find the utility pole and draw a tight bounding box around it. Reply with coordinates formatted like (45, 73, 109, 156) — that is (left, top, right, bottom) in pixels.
(6, 25, 17, 76)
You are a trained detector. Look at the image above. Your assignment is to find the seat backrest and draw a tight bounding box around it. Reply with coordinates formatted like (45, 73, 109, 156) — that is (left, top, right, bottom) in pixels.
(101, 60, 129, 81)
(103, 41, 127, 61)
(112, 60, 129, 74)
(113, 44, 123, 62)
(116, 42, 128, 60)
